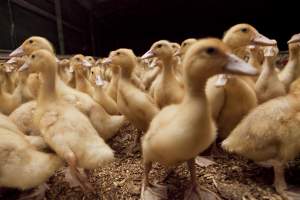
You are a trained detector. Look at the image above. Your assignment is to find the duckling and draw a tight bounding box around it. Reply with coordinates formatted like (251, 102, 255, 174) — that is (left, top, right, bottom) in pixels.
(142, 40, 184, 108)
(222, 73, 300, 199)
(246, 45, 264, 76)
(105, 49, 159, 147)
(278, 33, 300, 91)
(141, 38, 258, 200)
(90, 66, 120, 115)
(255, 46, 286, 103)
(106, 64, 120, 102)
(19, 49, 114, 190)
(70, 54, 94, 96)
(142, 59, 162, 91)
(10, 36, 125, 143)
(85, 56, 96, 66)
(0, 63, 16, 93)
(0, 66, 22, 115)
(207, 23, 276, 140)
(176, 38, 197, 58)
(0, 126, 63, 198)
(58, 59, 73, 86)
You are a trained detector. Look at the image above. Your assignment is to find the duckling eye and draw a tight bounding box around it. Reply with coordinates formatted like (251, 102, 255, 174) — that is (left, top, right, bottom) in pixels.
(241, 28, 248, 33)
(205, 47, 216, 55)
(31, 54, 35, 59)
(183, 43, 187, 47)
(157, 44, 162, 48)
(29, 40, 33, 44)
(92, 71, 94, 74)
(76, 58, 80, 61)
(116, 52, 121, 56)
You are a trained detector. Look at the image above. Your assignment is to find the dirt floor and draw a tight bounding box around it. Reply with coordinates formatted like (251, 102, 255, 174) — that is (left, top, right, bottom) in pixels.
(1, 122, 300, 200)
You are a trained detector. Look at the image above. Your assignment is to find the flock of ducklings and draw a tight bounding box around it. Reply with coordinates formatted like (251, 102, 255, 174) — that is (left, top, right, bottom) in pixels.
(1, 23, 300, 200)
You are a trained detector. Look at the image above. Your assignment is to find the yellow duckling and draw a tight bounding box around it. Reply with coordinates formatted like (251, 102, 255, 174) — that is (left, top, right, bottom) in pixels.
(10, 36, 124, 141)
(255, 45, 286, 103)
(142, 59, 162, 91)
(89, 66, 120, 115)
(105, 63, 120, 102)
(177, 38, 197, 58)
(142, 40, 184, 108)
(0, 126, 63, 198)
(105, 49, 159, 146)
(207, 23, 276, 140)
(58, 58, 73, 86)
(0, 65, 22, 115)
(18, 49, 114, 190)
(141, 38, 258, 200)
(278, 33, 300, 92)
(222, 74, 300, 200)
(70, 54, 94, 96)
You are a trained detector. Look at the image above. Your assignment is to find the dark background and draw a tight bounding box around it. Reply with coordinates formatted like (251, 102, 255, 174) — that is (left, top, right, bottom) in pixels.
(0, 0, 298, 57)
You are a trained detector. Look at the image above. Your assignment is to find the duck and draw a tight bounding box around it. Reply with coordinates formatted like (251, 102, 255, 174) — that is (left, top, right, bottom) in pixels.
(10, 36, 124, 141)
(0, 65, 22, 115)
(206, 23, 276, 140)
(142, 59, 162, 91)
(89, 66, 120, 115)
(246, 45, 264, 81)
(70, 54, 94, 96)
(176, 38, 197, 58)
(278, 33, 300, 92)
(18, 49, 114, 190)
(105, 63, 120, 102)
(0, 125, 63, 198)
(255, 45, 286, 104)
(105, 49, 159, 147)
(142, 40, 184, 108)
(58, 58, 73, 86)
(0, 63, 16, 93)
(222, 70, 300, 200)
(141, 38, 258, 200)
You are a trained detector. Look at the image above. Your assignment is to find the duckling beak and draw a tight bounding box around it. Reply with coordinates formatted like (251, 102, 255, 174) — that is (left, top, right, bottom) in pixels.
(95, 75, 105, 86)
(173, 49, 181, 57)
(82, 59, 92, 68)
(288, 33, 300, 44)
(141, 49, 155, 60)
(102, 58, 112, 65)
(225, 54, 258, 76)
(10, 46, 24, 57)
(18, 62, 29, 72)
(6, 57, 17, 64)
(215, 74, 228, 87)
(55, 57, 60, 63)
(252, 33, 277, 46)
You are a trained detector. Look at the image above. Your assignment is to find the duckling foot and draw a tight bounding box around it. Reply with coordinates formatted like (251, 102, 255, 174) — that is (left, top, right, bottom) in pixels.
(64, 167, 93, 192)
(19, 184, 49, 200)
(184, 184, 220, 200)
(195, 156, 216, 167)
(141, 182, 168, 200)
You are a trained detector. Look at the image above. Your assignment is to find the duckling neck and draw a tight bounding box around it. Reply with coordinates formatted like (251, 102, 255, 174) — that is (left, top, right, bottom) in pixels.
(75, 71, 89, 87)
(38, 67, 58, 105)
(161, 57, 175, 77)
(94, 85, 105, 99)
(184, 76, 207, 99)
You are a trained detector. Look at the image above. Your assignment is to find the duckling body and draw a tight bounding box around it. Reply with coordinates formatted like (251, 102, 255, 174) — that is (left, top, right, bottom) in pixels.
(21, 49, 114, 189)
(255, 46, 286, 104)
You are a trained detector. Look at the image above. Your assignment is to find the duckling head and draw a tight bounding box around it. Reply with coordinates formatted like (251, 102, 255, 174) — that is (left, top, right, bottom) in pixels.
(10, 36, 55, 57)
(288, 33, 300, 54)
(89, 66, 106, 86)
(18, 49, 57, 74)
(70, 54, 92, 74)
(85, 56, 96, 66)
(59, 59, 70, 68)
(223, 24, 276, 50)
(171, 42, 180, 54)
(106, 49, 137, 76)
(141, 40, 173, 60)
(176, 38, 197, 57)
(183, 38, 258, 87)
